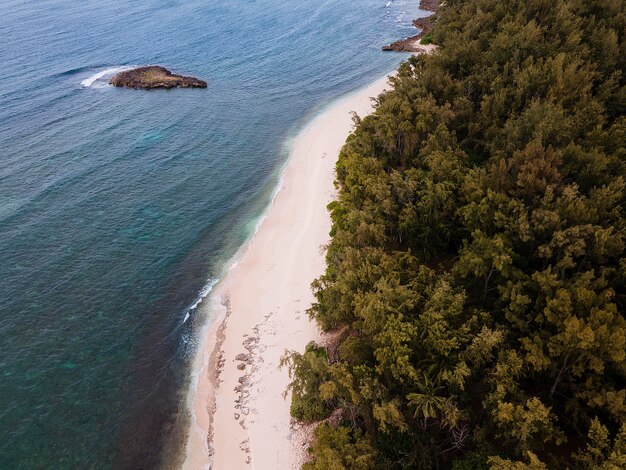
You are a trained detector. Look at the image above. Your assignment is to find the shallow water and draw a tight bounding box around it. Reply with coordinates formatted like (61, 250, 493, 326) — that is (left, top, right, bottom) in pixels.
(0, 0, 427, 467)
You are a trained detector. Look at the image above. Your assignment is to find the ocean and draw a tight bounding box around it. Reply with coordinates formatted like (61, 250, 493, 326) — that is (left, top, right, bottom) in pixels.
(0, 0, 427, 467)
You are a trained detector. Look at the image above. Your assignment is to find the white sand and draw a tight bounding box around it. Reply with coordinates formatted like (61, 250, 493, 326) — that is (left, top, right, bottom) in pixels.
(412, 42, 438, 54)
(182, 73, 392, 470)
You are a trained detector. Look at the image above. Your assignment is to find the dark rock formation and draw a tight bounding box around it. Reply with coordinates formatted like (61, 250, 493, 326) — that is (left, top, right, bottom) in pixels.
(419, 0, 440, 11)
(109, 66, 207, 89)
(383, 35, 423, 52)
(413, 16, 434, 36)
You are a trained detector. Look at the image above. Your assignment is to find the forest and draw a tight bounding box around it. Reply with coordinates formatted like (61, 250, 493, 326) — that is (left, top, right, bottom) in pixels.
(283, 0, 626, 468)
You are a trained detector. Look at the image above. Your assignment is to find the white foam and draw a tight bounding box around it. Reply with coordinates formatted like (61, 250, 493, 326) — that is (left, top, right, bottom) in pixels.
(181, 278, 219, 324)
(81, 66, 132, 88)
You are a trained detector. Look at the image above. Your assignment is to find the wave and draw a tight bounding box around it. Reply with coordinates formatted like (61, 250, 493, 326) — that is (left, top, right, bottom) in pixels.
(81, 66, 132, 88)
(56, 65, 106, 77)
(181, 278, 219, 324)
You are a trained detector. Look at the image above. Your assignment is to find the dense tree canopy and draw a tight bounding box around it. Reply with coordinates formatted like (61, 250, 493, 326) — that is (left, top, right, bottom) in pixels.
(285, 0, 626, 468)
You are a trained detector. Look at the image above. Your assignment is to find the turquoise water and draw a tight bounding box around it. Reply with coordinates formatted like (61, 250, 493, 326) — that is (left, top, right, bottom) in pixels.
(0, 0, 426, 467)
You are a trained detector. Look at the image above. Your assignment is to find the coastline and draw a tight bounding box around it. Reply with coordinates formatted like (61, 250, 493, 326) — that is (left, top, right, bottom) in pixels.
(182, 73, 393, 469)
(382, 0, 439, 52)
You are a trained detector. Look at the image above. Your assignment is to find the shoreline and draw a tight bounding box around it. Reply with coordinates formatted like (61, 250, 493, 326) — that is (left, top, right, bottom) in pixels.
(382, 0, 439, 52)
(182, 73, 393, 469)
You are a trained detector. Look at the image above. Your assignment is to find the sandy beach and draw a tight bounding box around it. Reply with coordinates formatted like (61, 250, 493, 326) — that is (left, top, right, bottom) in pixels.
(182, 73, 392, 470)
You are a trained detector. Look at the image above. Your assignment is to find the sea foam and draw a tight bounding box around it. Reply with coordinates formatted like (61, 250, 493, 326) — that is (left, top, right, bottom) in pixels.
(81, 67, 132, 88)
(182, 278, 219, 324)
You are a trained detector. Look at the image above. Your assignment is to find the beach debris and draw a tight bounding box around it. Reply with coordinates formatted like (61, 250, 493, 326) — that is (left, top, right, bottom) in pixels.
(239, 439, 250, 453)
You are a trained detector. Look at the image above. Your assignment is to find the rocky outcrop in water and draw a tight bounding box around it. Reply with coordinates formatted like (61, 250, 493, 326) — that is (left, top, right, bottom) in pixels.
(109, 66, 207, 89)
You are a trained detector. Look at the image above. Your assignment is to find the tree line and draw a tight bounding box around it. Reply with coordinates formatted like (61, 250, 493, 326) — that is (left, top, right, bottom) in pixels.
(283, 0, 626, 468)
